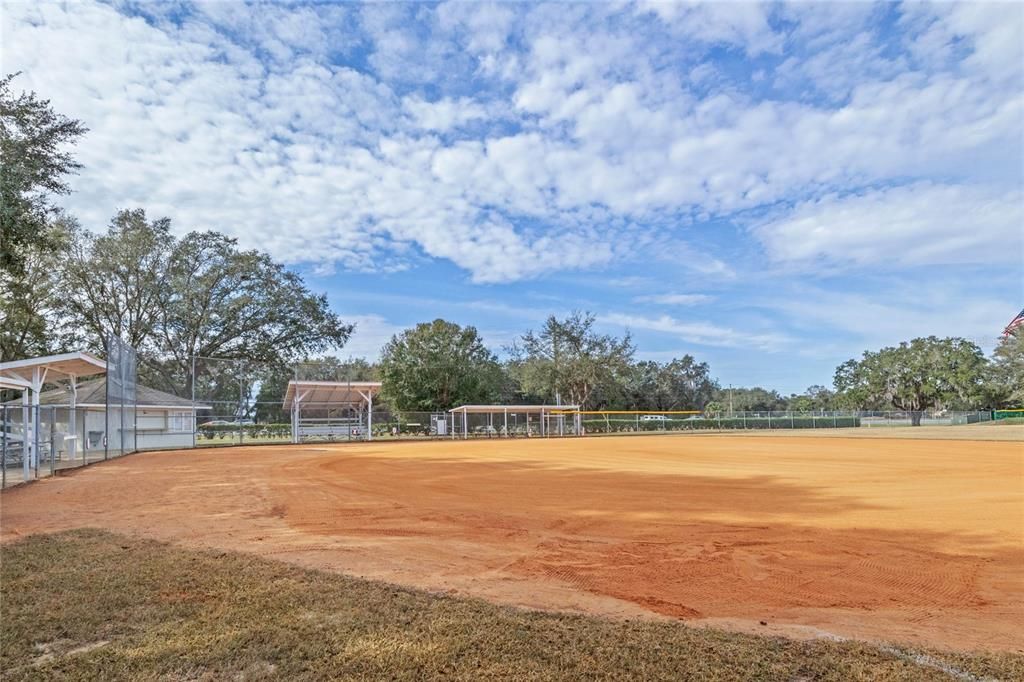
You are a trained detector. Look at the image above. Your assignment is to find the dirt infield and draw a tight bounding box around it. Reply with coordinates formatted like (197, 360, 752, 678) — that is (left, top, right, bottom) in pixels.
(2, 434, 1021, 653)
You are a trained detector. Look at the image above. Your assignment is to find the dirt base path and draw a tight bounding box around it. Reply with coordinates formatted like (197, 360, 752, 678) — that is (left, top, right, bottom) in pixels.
(2, 435, 1021, 653)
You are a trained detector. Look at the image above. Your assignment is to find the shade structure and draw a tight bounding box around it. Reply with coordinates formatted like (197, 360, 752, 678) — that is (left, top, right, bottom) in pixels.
(283, 380, 382, 443)
(0, 351, 106, 383)
(282, 380, 381, 410)
(449, 404, 582, 438)
(0, 351, 107, 478)
(449, 404, 580, 415)
(0, 376, 31, 391)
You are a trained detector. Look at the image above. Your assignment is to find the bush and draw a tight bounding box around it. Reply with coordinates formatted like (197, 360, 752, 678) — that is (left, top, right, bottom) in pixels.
(581, 415, 861, 434)
(197, 423, 291, 440)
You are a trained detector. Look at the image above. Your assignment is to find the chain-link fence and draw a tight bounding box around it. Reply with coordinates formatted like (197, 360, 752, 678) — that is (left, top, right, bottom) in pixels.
(0, 342, 1004, 490)
(0, 404, 94, 487)
(105, 336, 138, 458)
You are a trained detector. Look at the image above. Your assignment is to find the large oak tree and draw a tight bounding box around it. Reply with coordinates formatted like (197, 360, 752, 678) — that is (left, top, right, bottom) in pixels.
(379, 320, 503, 412)
(833, 336, 987, 424)
(60, 209, 353, 396)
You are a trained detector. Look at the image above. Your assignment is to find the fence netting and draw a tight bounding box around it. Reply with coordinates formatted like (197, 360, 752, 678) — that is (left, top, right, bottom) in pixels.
(105, 336, 137, 458)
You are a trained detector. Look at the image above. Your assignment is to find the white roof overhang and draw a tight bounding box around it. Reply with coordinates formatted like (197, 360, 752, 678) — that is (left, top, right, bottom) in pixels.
(0, 351, 107, 384)
(449, 404, 580, 414)
(283, 380, 382, 409)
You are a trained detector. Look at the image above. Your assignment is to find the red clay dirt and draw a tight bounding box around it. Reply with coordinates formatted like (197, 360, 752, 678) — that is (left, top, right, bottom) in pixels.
(1, 435, 1021, 653)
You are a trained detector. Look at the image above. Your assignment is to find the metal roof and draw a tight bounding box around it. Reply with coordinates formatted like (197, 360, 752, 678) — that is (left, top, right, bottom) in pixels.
(283, 380, 382, 409)
(450, 404, 580, 414)
(4, 378, 209, 410)
(0, 376, 31, 391)
(0, 351, 106, 382)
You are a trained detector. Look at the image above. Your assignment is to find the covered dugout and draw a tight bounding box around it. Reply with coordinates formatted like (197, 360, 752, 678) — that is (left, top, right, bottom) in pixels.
(0, 352, 107, 477)
(283, 380, 381, 443)
(449, 404, 582, 438)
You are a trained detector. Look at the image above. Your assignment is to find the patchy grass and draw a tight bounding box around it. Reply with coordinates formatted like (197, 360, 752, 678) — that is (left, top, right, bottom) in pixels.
(2, 530, 1021, 681)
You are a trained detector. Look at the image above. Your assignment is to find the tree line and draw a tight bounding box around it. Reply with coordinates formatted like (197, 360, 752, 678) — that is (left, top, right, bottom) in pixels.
(3, 74, 1021, 422)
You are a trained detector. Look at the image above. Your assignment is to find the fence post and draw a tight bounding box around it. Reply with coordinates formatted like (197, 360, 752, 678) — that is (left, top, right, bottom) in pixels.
(767, 412, 772, 429)
(50, 407, 56, 477)
(1, 405, 6, 489)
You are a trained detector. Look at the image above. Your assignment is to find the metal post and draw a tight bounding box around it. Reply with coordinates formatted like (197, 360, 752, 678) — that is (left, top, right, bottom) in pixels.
(504, 407, 508, 437)
(22, 391, 30, 481)
(31, 367, 42, 472)
(238, 373, 244, 446)
(33, 404, 39, 478)
(367, 391, 373, 441)
(49, 407, 56, 476)
(190, 354, 197, 448)
(68, 376, 78, 464)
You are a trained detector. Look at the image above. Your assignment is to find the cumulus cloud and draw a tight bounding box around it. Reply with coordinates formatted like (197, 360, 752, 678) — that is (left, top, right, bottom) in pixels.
(4, 0, 1022, 286)
(754, 183, 1023, 267)
(602, 313, 790, 351)
(633, 294, 713, 306)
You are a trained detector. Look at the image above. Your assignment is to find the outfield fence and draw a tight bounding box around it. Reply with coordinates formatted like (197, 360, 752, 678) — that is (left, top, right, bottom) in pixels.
(0, 405, 1005, 488)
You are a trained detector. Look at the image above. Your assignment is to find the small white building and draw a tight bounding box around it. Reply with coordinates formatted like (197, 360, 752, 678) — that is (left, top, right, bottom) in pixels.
(12, 377, 208, 455)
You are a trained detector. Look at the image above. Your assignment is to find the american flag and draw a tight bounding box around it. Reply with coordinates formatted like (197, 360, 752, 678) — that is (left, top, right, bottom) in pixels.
(1004, 308, 1024, 336)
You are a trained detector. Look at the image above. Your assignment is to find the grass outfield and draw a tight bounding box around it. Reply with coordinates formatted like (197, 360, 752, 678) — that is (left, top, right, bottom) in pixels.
(2, 530, 1022, 681)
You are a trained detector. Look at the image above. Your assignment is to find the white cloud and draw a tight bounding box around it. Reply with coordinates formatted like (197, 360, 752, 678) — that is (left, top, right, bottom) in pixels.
(762, 287, 1016, 353)
(403, 96, 488, 131)
(338, 314, 402, 360)
(4, 0, 1022, 286)
(754, 182, 1023, 267)
(602, 313, 789, 351)
(633, 293, 713, 306)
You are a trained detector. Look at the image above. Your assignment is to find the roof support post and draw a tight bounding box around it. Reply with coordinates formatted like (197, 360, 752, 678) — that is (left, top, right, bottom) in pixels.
(30, 366, 43, 471)
(503, 407, 508, 437)
(69, 376, 78, 463)
(357, 390, 374, 442)
(21, 390, 30, 482)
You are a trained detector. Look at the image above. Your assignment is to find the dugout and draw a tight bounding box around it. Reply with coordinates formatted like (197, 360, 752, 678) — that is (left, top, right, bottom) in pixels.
(283, 380, 381, 442)
(449, 404, 582, 438)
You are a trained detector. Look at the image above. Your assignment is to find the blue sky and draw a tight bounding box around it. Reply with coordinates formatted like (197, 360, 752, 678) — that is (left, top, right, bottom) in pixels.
(6, 1, 1023, 393)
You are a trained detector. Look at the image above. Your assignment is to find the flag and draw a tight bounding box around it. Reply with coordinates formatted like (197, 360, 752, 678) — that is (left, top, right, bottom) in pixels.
(1004, 308, 1024, 336)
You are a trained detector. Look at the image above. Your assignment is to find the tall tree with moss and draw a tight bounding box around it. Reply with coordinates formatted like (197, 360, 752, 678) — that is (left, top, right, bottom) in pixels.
(379, 320, 503, 412)
(833, 336, 988, 425)
(60, 209, 353, 396)
(510, 312, 635, 409)
(0, 73, 87, 275)
(621, 358, 717, 411)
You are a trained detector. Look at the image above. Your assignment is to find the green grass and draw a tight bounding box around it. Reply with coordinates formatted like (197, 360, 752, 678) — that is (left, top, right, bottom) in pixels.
(2, 530, 1022, 681)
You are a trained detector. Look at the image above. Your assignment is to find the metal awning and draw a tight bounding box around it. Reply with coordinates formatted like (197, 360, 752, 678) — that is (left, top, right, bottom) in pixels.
(0, 376, 31, 391)
(283, 380, 382, 408)
(450, 404, 580, 414)
(0, 351, 106, 383)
